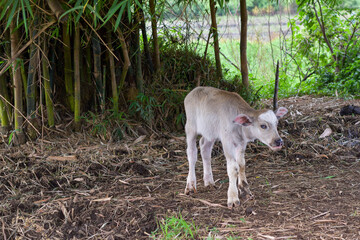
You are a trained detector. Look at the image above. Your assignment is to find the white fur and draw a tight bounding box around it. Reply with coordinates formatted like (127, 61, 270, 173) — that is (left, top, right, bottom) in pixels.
(184, 87, 287, 207)
(259, 110, 278, 125)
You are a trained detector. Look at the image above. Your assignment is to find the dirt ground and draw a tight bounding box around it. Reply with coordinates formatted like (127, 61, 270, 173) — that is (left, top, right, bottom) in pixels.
(1, 96, 359, 240)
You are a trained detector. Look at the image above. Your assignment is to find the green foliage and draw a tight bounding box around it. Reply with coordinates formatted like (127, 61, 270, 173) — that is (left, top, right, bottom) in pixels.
(166, 0, 297, 18)
(0, 0, 33, 35)
(82, 110, 126, 140)
(288, 2, 360, 98)
(129, 93, 157, 125)
(151, 213, 198, 239)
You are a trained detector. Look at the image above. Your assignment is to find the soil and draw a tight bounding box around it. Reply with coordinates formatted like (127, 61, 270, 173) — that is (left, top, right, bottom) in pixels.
(1, 96, 359, 239)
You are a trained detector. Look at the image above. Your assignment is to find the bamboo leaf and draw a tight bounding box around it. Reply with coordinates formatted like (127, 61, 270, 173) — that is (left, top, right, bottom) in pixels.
(75, 10, 82, 23)
(114, 2, 127, 30)
(102, 0, 121, 27)
(86, 4, 104, 26)
(134, 0, 143, 10)
(20, 0, 28, 35)
(0, 0, 12, 21)
(5, 0, 19, 30)
(23, 0, 33, 18)
(127, 0, 132, 23)
(59, 5, 84, 22)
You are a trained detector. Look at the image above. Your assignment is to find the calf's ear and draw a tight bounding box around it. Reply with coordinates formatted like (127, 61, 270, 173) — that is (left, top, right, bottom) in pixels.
(233, 114, 253, 126)
(275, 107, 288, 119)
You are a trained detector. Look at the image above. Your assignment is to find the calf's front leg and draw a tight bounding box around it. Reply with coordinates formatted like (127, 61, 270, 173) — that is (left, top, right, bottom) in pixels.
(226, 156, 240, 208)
(236, 150, 251, 198)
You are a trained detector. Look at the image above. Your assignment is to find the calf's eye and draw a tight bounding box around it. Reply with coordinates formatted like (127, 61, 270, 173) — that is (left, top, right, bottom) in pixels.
(261, 124, 267, 129)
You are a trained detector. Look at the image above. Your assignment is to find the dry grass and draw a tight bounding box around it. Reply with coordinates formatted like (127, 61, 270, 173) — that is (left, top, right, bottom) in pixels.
(0, 95, 359, 239)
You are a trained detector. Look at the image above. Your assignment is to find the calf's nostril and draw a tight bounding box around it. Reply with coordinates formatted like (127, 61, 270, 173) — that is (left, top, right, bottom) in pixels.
(275, 138, 283, 147)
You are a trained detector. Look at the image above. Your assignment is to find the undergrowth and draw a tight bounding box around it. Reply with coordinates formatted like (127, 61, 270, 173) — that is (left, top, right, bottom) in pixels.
(151, 213, 198, 239)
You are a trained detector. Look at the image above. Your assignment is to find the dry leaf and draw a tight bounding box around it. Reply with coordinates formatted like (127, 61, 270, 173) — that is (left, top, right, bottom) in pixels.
(319, 128, 332, 138)
(133, 135, 146, 144)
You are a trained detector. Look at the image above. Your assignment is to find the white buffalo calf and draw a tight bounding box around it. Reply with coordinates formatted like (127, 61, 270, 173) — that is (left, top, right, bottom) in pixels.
(184, 86, 288, 208)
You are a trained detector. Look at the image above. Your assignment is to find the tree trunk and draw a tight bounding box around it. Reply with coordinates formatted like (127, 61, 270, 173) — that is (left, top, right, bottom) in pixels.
(139, 0, 154, 73)
(106, 30, 118, 113)
(273, 60, 279, 111)
(312, 0, 339, 73)
(74, 24, 81, 130)
(42, 40, 55, 127)
(92, 34, 104, 112)
(149, 0, 160, 72)
(10, 20, 26, 144)
(240, 0, 249, 88)
(63, 24, 75, 112)
(209, 0, 222, 82)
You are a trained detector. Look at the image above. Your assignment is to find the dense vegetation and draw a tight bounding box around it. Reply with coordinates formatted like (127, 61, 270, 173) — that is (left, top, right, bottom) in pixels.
(0, 0, 359, 145)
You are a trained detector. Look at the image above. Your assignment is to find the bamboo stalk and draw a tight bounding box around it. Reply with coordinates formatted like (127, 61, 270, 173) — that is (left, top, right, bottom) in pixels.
(20, 60, 28, 99)
(27, 17, 39, 120)
(116, 27, 131, 93)
(63, 23, 75, 112)
(46, 0, 67, 22)
(74, 24, 81, 130)
(106, 29, 118, 112)
(92, 34, 104, 112)
(149, 0, 160, 72)
(2, 29, 13, 121)
(139, 0, 154, 73)
(10, 20, 25, 144)
(134, 10, 144, 93)
(42, 40, 55, 127)
(0, 75, 10, 131)
(0, 20, 56, 78)
(0, 71, 10, 131)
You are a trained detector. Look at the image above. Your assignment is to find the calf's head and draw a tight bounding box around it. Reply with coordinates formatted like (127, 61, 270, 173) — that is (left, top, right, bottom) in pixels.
(234, 107, 288, 151)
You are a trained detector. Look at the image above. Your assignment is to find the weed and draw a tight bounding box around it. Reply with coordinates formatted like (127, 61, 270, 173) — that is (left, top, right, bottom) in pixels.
(82, 110, 127, 141)
(151, 213, 198, 239)
(129, 93, 157, 125)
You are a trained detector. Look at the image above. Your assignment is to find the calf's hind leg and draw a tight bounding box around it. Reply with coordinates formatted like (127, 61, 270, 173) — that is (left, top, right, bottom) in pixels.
(185, 125, 198, 194)
(200, 137, 215, 187)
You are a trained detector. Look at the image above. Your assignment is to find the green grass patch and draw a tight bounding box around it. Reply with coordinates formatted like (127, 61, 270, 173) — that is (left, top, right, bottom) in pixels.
(151, 213, 198, 239)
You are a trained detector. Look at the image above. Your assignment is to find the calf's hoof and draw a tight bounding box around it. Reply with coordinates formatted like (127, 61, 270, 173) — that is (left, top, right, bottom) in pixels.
(227, 197, 241, 208)
(204, 175, 215, 187)
(184, 181, 197, 194)
(240, 187, 253, 199)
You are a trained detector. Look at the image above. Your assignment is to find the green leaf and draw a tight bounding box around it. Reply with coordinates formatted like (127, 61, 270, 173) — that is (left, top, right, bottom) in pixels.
(5, 0, 19, 30)
(59, 5, 84, 22)
(8, 131, 14, 145)
(86, 4, 104, 27)
(23, 0, 33, 18)
(20, 0, 28, 35)
(324, 176, 335, 179)
(114, 2, 127, 30)
(0, 0, 11, 21)
(103, 0, 120, 22)
(127, 0, 131, 23)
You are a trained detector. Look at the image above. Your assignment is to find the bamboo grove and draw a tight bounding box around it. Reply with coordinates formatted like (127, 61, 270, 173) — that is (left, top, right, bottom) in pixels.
(0, 0, 251, 145)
